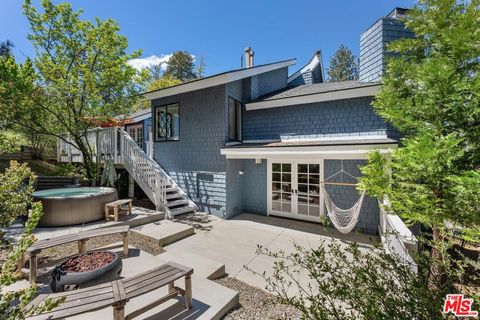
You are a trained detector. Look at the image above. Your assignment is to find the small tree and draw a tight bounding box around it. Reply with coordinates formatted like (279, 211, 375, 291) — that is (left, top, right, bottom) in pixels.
(0, 159, 61, 318)
(0, 40, 14, 57)
(196, 55, 206, 78)
(249, 240, 478, 320)
(164, 51, 197, 82)
(327, 44, 358, 82)
(0, 0, 147, 181)
(359, 0, 479, 285)
(147, 74, 182, 91)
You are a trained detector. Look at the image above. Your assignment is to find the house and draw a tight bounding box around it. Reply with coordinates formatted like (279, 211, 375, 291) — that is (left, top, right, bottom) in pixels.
(56, 8, 411, 236)
(138, 8, 411, 235)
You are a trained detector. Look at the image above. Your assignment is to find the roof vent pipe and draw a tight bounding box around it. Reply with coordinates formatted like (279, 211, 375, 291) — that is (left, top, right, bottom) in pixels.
(245, 47, 254, 68)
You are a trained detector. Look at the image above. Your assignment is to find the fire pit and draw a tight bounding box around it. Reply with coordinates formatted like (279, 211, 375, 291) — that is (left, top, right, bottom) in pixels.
(51, 251, 122, 292)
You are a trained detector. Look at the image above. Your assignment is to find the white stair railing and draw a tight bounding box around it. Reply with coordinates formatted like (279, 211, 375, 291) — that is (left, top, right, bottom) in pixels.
(119, 128, 167, 212)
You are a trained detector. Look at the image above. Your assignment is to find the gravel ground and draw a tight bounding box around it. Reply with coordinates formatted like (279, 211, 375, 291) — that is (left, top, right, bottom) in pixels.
(0, 231, 165, 268)
(215, 277, 301, 320)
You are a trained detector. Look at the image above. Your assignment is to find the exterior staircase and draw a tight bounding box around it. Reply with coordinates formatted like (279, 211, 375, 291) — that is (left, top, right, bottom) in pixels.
(57, 127, 197, 217)
(118, 129, 197, 217)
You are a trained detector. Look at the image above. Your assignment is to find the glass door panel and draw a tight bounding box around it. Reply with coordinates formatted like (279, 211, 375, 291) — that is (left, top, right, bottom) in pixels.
(297, 162, 321, 218)
(271, 162, 293, 214)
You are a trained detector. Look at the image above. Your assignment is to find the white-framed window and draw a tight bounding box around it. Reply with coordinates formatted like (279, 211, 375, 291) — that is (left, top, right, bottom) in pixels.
(127, 124, 144, 147)
(155, 103, 179, 141)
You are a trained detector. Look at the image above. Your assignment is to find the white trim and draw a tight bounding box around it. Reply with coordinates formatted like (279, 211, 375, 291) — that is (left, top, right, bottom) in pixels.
(221, 143, 397, 160)
(287, 52, 324, 84)
(245, 85, 381, 110)
(144, 59, 296, 101)
(242, 135, 390, 144)
(131, 112, 151, 122)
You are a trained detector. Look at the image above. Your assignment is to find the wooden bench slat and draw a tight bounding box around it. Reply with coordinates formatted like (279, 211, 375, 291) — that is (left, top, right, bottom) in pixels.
(123, 267, 179, 291)
(106, 199, 132, 207)
(122, 265, 174, 288)
(55, 282, 114, 300)
(53, 291, 115, 311)
(28, 297, 116, 320)
(125, 271, 187, 300)
(25, 262, 193, 320)
(27, 226, 130, 253)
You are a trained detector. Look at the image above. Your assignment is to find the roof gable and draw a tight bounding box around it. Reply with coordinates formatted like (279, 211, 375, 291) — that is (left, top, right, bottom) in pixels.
(144, 59, 296, 101)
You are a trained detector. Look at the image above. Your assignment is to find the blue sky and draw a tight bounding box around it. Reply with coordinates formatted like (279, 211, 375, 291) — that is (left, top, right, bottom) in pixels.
(1, 0, 415, 76)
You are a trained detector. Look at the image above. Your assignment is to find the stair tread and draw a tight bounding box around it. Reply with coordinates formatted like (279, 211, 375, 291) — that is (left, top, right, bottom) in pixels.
(166, 199, 188, 207)
(168, 205, 195, 215)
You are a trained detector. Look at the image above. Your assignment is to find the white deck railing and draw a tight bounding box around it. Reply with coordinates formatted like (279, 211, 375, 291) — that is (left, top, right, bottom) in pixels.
(57, 127, 166, 211)
(379, 200, 418, 271)
(120, 129, 167, 211)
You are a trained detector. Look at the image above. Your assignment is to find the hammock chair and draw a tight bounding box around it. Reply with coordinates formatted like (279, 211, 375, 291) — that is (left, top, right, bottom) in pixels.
(321, 161, 366, 234)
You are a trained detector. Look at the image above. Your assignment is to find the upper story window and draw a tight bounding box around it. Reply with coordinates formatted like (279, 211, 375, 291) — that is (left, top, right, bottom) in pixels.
(228, 97, 242, 142)
(127, 124, 144, 147)
(155, 103, 179, 141)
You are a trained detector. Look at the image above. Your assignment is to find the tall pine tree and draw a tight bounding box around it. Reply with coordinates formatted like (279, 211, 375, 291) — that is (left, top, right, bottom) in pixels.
(327, 44, 359, 82)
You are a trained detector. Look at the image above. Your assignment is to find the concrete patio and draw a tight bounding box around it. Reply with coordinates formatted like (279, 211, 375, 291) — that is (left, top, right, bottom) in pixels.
(167, 213, 379, 292)
(5, 212, 380, 319)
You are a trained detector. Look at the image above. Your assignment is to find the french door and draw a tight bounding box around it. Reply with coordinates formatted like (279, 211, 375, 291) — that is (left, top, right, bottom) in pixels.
(268, 160, 324, 222)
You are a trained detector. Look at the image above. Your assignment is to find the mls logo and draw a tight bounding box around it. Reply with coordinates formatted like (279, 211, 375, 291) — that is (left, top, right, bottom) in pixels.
(443, 294, 478, 317)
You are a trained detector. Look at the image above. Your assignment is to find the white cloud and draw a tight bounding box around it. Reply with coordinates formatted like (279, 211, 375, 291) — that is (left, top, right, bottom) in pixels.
(127, 54, 173, 71)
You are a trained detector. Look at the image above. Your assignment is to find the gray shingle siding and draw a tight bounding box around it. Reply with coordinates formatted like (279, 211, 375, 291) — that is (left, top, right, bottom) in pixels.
(324, 159, 379, 234)
(152, 85, 229, 217)
(289, 72, 312, 87)
(250, 67, 288, 100)
(243, 97, 391, 141)
(360, 17, 414, 82)
(226, 159, 267, 218)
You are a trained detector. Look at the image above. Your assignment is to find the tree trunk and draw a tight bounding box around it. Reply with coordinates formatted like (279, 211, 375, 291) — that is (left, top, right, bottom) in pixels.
(430, 227, 447, 290)
(75, 137, 96, 184)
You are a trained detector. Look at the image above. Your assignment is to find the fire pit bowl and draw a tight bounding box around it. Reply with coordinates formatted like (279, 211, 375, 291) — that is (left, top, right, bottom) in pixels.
(51, 251, 122, 293)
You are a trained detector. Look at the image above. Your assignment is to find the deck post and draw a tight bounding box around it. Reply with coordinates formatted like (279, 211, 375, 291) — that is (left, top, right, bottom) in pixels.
(128, 174, 134, 198)
(113, 303, 125, 320)
(67, 133, 72, 163)
(122, 233, 129, 257)
(113, 127, 118, 164)
(184, 275, 192, 309)
(29, 255, 37, 284)
(78, 240, 87, 254)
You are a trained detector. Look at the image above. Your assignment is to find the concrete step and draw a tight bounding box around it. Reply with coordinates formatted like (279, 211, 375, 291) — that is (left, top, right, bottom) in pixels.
(168, 205, 195, 216)
(166, 199, 188, 208)
(131, 220, 195, 248)
(158, 248, 226, 280)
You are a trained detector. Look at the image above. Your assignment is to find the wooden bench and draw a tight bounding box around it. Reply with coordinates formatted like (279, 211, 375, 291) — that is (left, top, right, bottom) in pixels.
(25, 262, 193, 320)
(105, 199, 133, 222)
(22, 225, 130, 284)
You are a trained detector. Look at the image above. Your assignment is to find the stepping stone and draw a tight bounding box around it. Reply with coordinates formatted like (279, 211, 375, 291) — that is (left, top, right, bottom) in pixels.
(131, 220, 194, 248)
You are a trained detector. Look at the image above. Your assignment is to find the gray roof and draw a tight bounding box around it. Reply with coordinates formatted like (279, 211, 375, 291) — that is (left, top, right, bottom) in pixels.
(254, 81, 380, 102)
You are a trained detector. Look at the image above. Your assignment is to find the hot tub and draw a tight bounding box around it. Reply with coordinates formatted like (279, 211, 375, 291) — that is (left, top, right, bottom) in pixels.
(33, 187, 118, 227)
